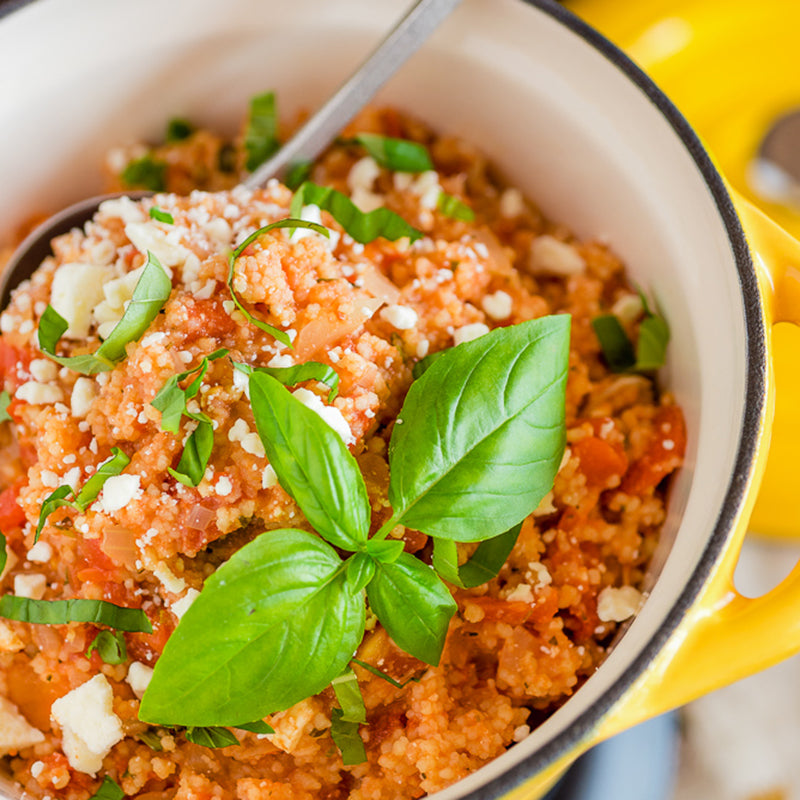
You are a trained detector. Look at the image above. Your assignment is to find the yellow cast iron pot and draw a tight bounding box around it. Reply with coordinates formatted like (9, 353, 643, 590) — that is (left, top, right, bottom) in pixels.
(2, 1, 800, 799)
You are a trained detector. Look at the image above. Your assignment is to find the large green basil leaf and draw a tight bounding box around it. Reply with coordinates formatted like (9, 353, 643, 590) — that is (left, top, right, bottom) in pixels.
(432, 523, 521, 589)
(387, 315, 570, 542)
(249, 372, 369, 550)
(139, 529, 364, 726)
(366, 552, 456, 666)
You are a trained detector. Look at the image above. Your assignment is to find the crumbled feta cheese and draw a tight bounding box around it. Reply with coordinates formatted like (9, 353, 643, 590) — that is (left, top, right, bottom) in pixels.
(262, 464, 278, 490)
(26, 540, 53, 564)
(215, 476, 233, 496)
(453, 322, 490, 345)
(228, 418, 266, 458)
(596, 586, 643, 623)
(499, 187, 526, 218)
(232, 367, 250, 399)
(124, 222, 187, 274)
(98, 474, 141, 514)
(171, 588, 200, 621)
(292, 388, 355, 446)
(348, 156, 384, 212)
(266, 353, 294, 369)
(50, 674, 124, 775)
(527, 561, 553, 589)
(380, 304, 418, 330)
(529, 235, 585, 276)
(30, 760, 45, 778)
(13, 573, 46, 600)
(611, 293, 644, 324)
(29, 358, 58, 383)
(290, 204, 323, 243)
(125, 662, 154, 699)
(16, 381, 63, 405)
(0, 695, 45, 756)
(506, 583, 534, 603)
(410, 171, 442, 209)
(153, 563, 186, 595)
(50, 262, 111, 339)
(512, 724, 531, 743)
(98, 195, 146, 224)
(416, 339, 430, 358)
(40, 470, 60, 489)
(481, 290, 513, 320)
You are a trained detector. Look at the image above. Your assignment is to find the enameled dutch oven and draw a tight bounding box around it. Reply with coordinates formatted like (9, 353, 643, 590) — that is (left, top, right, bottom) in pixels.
(2, 0, 800, 798)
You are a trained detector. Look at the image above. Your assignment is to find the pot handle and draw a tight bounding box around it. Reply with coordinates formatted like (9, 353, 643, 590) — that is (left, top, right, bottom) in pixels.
(597, 190, 800, 740)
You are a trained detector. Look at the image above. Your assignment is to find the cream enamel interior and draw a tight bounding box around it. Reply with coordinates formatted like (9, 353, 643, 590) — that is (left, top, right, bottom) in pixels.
(0, 0, 755, 797)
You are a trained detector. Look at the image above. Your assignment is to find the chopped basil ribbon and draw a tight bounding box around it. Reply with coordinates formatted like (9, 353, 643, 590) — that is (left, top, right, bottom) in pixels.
(291, 181, 422, 244)
(0, 596, 152, 633)
(235, 720, 275, 734)
(35, 448, 131, 541)
(285, 161, 313, 191)
(38, 252, 172, 375)
(86, 630, 127, 665)
(592, 291, 670, 373)
(331, 667, 366, 724)
(244, 91, 279, 172)
(227, 219, 329, 347)
(88, 775, 125, 800)
(149, 206, 174, 224)
(138, 730, 164, 751)
(166, 117, 195, 143)
(0, 390, 11, 422)
(330, 708, 367, 765)
(0, 533, 6, 575)
(351, 658, 421, 689)
(151, 349, 228, 487)
(437, 192, 475, 222)
(232, 359, 339, 402)
(350, 133, 433, 173)
(139, 316, 569, 727)
(432, 523, 522, 589)
(121, 155, 167, 192)
(185, 726, 239, 748)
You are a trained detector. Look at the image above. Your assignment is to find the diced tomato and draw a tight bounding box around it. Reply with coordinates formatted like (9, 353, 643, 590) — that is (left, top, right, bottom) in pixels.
(622, 405, 687, 494)
(73, 537, 119, 588)
(128, 610, 174, 664)
(0, 340, 34, 386)
(182, 298, 237, 340)
(526, 585, 560, 626)
(464, 596, 532, 625)
(0, 483, 27, 530)
(573, 436, 628, 488)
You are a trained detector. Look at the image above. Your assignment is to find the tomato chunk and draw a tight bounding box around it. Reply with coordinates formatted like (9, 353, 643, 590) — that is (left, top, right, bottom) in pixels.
(573, 436, 628, 488)
(0, 484, 27, 530)
(622, 405, 686, 494)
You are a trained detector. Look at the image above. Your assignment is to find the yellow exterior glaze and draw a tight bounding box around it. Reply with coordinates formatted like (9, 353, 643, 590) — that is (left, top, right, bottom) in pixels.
(566, 0, 800, 539)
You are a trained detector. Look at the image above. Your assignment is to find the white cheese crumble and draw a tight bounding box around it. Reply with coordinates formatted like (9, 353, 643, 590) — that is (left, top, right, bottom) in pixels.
(16, 381, 63, 406)
(506, 583, 534, 603)
(124, 221, 187, 275)
(292, 388, 355, 446)
(266, 353, 294, 369)
(153, 563, 186, 595)
(596, 585, 643, 623)
(98, 474, 141, 514)
(26, 540, 53, 564)
(499, 187, 526, 218)
(529, 235, 585, 276)
(50, 674, 124, 775)
(453, 322, 490, 346)
(0, 695, 45, 756)
(348, 156, 384, 213)
(171, 588, 200, 621)
(379, 304, 418, 330)
(71, 377, 98, 418)
(13, 573, 47, 600)
(228, 418, 266, 458)
(50, 262, 111, 339)
(125, 662, 154, 699)
(262, 464, 279, 490)
(29, 358, 58, 383)
(215, 476, 233, 496)
(481, 290, 513, 320)
(611, 293, 644, 324)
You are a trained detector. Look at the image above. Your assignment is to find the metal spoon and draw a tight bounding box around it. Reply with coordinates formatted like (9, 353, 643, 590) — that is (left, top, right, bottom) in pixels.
(0, 0, 463, 309)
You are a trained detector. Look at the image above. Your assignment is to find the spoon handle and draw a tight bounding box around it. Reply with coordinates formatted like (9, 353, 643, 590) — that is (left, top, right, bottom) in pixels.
(244, 0, 464, 188)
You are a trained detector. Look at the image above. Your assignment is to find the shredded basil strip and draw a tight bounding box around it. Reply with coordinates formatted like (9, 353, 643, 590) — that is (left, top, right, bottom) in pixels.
(0, 596, 152, 633)
(235, 720, 275, 735)
(88, 775, 125, 800)
(0, 390, 11, 423)
(331, 667, 367, 724)
(38, 252, 172, 375)
(86, 630, 128, 665)
(0, 533, 6, 575)
(344, 553, 376, 595)
(36, 448, 130, 541)
(285, 161, 313, 191)
(291, 181, 422, 244)
(330, 708, 367, 766)
(121, 155, 167, 192)
(166, 117, 195, 143)
(591, 315, 636, 372)
(350, 133, 433, 173)
(437, 192, 475, 222)
(432, 523, 522, 589)
(185, 726, 239, 749)
(228, 219, 329, 347)
(244, 91, 279, 172)
(168, 418, 214, 488)
(351, 658, 422, 689)
(232, 359, 339, 402)
(138, 730, 164, 751)
(635, 314, 670, 371)
(149, 207, 174, 224)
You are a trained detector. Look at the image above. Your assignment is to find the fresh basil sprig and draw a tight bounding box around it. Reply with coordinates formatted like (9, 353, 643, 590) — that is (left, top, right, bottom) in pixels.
(331, 667, 366, 724)
(88, 776, 125, 800)
(592, 290, 669, 373)
(139, 316, 570, 727)
(437, 192, 475, 222)
(228, 219, 329, 347)
(38, 252, 171, 375)
(36, 448, 131, 540)
(121, 156, 167, 192)
(291, 182, 422, 244)
(86, 630, 127, 665)
(330, 708, 367, 766)
(149, 207, 174, 224)
(232, 359, 339, 403)
(0, 390, 11, 423)
(0, 596, 152, 632)
(349, 133, 433, 173)
(244, 91, 279, 172)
